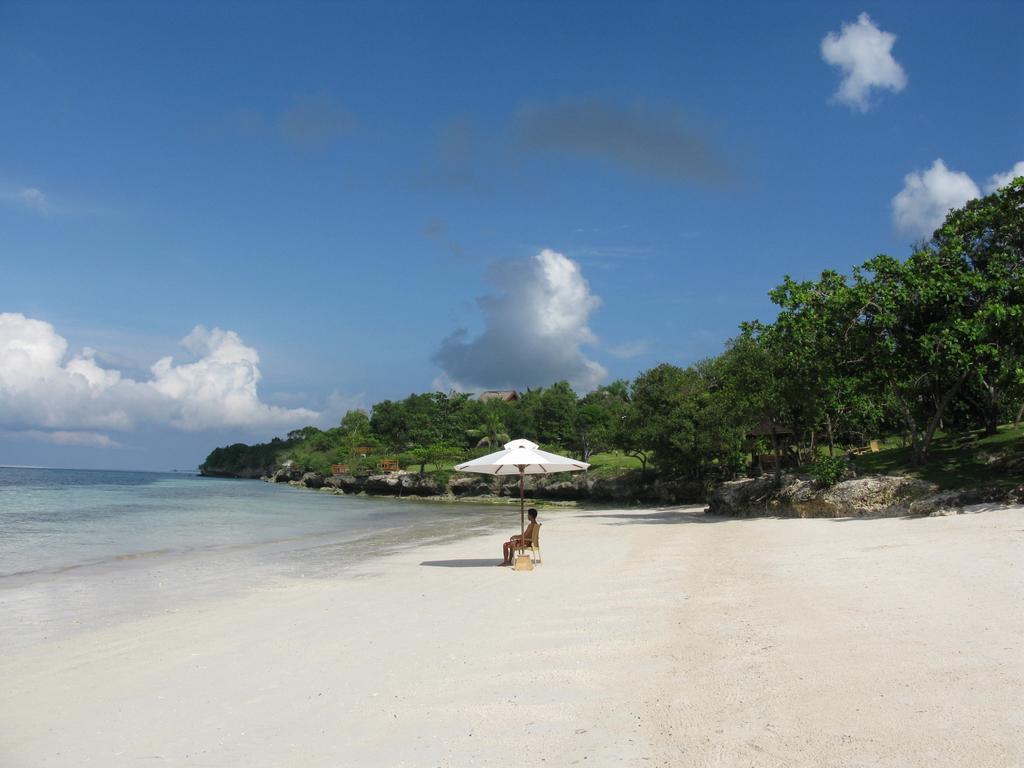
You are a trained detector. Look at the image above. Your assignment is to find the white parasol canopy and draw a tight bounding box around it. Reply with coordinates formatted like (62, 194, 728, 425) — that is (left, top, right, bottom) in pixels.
(455, 439, 589, 538)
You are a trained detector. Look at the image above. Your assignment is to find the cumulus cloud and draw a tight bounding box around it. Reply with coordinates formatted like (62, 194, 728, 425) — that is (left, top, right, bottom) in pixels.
(892, 159, 1024, 238)
(279, 94, 355, 148)
(0, 314, 318, 439)
(433, 249, 608, 392)
(985, 161, 1024, 193)
(513, 100, 729, 183)
(821, 12, 907, 111)
(891, 159, 981, 238)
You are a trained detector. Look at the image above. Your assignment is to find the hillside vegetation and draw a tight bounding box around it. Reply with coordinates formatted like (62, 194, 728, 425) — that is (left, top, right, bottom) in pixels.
(851, 423, 1024, 490)
(203, 179, 1024, 493)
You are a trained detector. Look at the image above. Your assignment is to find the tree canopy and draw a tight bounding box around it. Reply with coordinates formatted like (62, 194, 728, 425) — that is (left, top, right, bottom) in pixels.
(203, 178, 1024, 481)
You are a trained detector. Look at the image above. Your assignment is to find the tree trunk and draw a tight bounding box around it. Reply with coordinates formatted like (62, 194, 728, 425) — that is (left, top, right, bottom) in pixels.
(628, 452, 648, 483)
(770, 430, 783, 487)
(825, 412, 835, 458)
(917, 374, 969, 464)
(1016, 403, 1024, 429)
(896, 397, 922, 466)
(985, 411, 999, 437)
(981, 380, 1000, 436)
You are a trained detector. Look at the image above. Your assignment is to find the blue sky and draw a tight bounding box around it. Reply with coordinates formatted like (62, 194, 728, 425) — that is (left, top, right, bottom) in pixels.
(1, 1, 1021, 470)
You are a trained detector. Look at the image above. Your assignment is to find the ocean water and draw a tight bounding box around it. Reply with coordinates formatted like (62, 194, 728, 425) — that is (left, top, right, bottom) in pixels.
(0, 467, 513, 651)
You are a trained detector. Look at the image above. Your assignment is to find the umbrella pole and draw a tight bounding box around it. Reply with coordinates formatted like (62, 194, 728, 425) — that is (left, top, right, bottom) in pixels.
(519, 469, 525, 539)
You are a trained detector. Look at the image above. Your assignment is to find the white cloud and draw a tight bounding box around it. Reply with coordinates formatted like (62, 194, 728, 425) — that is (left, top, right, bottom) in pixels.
(54, 430, 121, 448)
(891, 159, 981, 238)
(0, 429, 122, 448)
(17, 187, 50, 212)
(821, 12, 907, 112)
(433, 249, 608, 392)
(0, 185, 52, 213)
(49, 430, 121, 447)
(985, 161, 1024, 193)
(0, 314, 318, 439)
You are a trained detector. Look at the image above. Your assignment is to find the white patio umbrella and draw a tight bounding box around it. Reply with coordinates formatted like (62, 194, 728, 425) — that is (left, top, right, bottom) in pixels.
(454, 439, 589, 538)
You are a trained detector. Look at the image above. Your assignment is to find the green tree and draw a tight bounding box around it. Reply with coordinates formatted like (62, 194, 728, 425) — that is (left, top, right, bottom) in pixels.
(763, 270, 882, 458)
(627, 364, 710, 479)
(928, 176, 1024, 435)
(339, 409, 371, 438)
(713, 334, 790, 479)
(534, 381, 578, 447)
(506, 388, 540, 440)
(406, 442, 464, 475)
(573, 381, 629, 461)
(369, 399, 408, 452)
(846, 251, 979, 464)
(466, 399, 511, 448)
(401, 393, 443, 451)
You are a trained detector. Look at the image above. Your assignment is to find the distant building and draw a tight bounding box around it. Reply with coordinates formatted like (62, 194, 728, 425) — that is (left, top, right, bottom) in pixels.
(478, 390, 520, 403)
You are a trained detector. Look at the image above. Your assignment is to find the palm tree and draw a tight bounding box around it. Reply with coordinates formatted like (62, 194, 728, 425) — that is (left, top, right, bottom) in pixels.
(466, 409, 510, 448)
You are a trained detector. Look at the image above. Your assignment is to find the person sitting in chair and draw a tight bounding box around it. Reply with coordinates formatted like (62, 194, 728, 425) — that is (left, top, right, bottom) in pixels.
(502, 508, 539, 566)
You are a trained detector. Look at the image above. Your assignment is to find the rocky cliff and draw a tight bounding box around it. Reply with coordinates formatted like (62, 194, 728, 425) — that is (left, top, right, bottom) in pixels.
(706, 474, 1023, 518)
(199, 465, 270, 479)
(263, 467, 705, 504)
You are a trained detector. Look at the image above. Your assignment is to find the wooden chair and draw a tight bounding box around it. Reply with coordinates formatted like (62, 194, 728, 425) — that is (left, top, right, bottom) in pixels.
(850, 440, 882, 456)
(515, 523, 542, 565)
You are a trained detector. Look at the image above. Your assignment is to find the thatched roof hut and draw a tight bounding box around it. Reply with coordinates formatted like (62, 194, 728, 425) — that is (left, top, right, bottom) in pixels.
(479, 390, 520, 403)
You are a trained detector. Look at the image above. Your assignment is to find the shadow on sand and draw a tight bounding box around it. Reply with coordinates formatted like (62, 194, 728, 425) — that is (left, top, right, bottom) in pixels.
(575, 508, 729, 526)
(420, 558, 501, 568)
(584, 503, 1017, 526)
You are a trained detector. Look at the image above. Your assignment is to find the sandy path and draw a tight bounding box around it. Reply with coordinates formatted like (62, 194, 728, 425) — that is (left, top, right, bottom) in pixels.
(1, 506, 1021, 767)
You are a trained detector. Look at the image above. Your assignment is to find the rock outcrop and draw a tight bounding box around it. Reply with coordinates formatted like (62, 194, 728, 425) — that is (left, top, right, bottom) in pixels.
(262, 468, 704, 504)
(303, 471, 444, 497)
(907, 486, 1023, 516)
(448, 476, 494, 497)
(200, 466, 269, 479)
(266, 467, 303, 484)
(300, 472, 324, 489)
(707, 474, 939, 518)
(260, 465, 1017, 515)
(525, 472, 703, 504)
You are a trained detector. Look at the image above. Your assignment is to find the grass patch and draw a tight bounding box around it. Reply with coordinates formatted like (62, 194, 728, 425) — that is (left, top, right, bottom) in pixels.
(850, 423, 1024, 490)
(586, 451, 645, 471)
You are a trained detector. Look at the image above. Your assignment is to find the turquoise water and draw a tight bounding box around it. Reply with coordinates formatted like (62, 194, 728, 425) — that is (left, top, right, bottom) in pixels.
(0, 467, 512, 651)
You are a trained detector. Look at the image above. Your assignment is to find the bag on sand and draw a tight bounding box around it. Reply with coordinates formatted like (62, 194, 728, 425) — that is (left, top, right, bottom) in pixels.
(513, 554, 534, 571)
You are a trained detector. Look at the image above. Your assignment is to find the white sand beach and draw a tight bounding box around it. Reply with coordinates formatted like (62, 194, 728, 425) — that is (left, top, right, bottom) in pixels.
(2, 505, 1022, 767)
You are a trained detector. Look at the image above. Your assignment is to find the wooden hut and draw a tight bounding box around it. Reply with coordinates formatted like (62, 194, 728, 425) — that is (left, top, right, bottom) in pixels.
(745, 420, 793, 474)
(478, 390, 520, 403)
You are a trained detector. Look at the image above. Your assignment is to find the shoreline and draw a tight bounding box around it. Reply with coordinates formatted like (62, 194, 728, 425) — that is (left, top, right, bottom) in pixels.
(195, 459, 1024, 519)
(0, 493, 527, 655)
(2, 504, 1022, 766)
